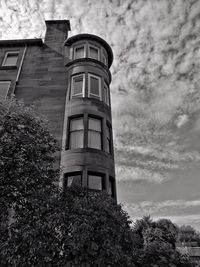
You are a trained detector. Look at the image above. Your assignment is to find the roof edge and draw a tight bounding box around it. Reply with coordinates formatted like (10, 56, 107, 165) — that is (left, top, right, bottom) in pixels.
(0, 38, 43, 47)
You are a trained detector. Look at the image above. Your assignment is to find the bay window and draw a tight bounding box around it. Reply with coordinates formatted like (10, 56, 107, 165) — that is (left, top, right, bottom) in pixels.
(69, 117, 84, 149)
(88, 117, 102, 150)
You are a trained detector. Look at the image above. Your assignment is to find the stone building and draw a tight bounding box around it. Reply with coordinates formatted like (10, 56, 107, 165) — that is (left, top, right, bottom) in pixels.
(0, 20, 116, 199)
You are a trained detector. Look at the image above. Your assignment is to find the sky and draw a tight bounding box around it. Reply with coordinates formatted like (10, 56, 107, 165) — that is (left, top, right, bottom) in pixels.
(1, 0, 200, 230)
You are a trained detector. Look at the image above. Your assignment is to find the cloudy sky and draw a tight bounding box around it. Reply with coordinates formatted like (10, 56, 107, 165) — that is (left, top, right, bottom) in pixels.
(1, 0, 200, 230)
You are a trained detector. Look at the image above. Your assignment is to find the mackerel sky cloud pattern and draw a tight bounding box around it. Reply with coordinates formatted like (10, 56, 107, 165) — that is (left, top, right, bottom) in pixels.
(1, 0, 200, 228)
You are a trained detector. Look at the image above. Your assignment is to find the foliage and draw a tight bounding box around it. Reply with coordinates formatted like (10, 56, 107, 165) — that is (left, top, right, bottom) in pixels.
(1, 187, 136, 267)
(177, 224, 200, 246)
(0, 97, 59, 251)
(0, 98, 59, 205)
(132, 216, 194, 267)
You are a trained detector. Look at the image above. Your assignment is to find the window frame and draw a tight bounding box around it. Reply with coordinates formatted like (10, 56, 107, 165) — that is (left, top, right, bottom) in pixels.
(106, 123, 112, 154)
(68, 116, 84, 149)
(70, 73, 85, 98)
(88, 44, 100, 61)
(87, 172, 105, 191)
(108, 176, 115, 198)
(64, 172, 82, 188)
(73, 44, 86, 60)
(88, 116, 102, 150)
(2, 51, 19, 66)
(102, 50, 107, 66)
(0, 81, 11, 99)
(88, 73, 101, 100)
(104, 82, 110, 106)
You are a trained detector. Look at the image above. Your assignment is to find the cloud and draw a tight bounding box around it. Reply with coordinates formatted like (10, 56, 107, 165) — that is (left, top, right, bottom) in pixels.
(123, 199, 200, 215)
(122, 199, 200, 229)
(176, 114, 189, 128)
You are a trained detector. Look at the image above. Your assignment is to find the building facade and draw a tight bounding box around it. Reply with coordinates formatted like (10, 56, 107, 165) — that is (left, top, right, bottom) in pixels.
(0, 20, 116, 199)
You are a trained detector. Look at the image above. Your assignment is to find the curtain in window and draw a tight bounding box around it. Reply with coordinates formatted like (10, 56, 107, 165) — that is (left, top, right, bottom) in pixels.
(89, 47, 99, 60)
(74, 46, 84, 59)
(72, 75, 84, 97)
(88, 174, 102, 190)
(69, 118, 84, 148)
(67, 174, 82, 187)
(88, 117, 101, 149)
(90, 76, 100, 98)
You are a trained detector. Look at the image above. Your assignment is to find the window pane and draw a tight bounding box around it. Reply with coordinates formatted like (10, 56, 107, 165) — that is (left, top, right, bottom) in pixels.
(106, 125, 111, 139)
(72, 75, 83, 96)
(88, 175, 102, 190)
(88, 131, 101, 149)
(104, 84, 110, 105)
(90, 76, 100, 97)
(89, 47, 99, 60)
(103, 54, 107, 66)
(69, 131, 84, 148)
(70, 118, 84, 131)
(108, 180, 112, 195)
(67, 174, 82, 187)
(108, 178, 114, 197)
(106, 125, 111, 153)
(4, 53, 18, 66)
(88, 117, 101, 131)
(0, 82, 10, 98)
(74, 46, 84, 59)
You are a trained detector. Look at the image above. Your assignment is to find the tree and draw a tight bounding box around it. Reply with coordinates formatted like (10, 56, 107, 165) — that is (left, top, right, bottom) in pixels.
(178, 225, 200, 246)
(132, 216, 194, 267)
(0, 97, 59, 246)
(1, 186, 136, 267)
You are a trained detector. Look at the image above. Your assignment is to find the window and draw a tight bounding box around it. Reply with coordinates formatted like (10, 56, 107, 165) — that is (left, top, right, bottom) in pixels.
(65, 172, 82, 187)
(74, 45, 85, 59)
(2, 51, 19, 66)
(88, 117, 102, 150)
(0, 81, 10, 99)
(102, 51, 107, 66)
(88, 173, 104, 190)
(88, 45, 99, 60)
(106, 124, 112, 154)
(108, 177, 115, 198)
(88, 74, 101, 99)
(104, 82, 110, 106)
(68, 117, 84, 149)
(71, 74, 85, 98)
